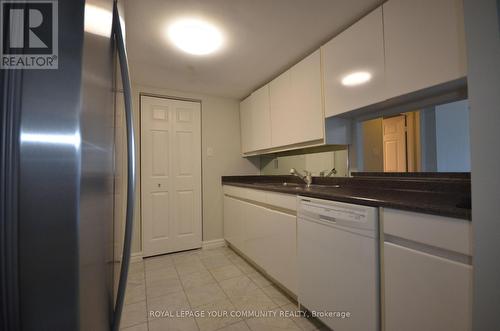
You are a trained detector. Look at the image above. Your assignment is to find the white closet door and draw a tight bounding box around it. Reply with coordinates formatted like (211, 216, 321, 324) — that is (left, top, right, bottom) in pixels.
(141, 96, 202, 256)
(383, 115, 407, 172)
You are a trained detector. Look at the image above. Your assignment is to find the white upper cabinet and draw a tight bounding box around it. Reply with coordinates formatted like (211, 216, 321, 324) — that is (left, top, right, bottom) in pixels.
(322, 7, 385, 117)
(269, 71, 293, 147)
(270, 50, 324, 148)
(289, 50, 324, 144)
(240, 0, 467, 155)
(383, 0, 467, 98)
(239, 85, 271, 154)
(239, 96, 252, 154)
(250, 85, 272, 151)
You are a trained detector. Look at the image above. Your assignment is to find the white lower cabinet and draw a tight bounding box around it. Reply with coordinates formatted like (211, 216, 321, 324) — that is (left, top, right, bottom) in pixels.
(243, 202, 273, 272)
(223, 186, 297, 294)
(382, 209, 472, 331)
(223, 196, 245, 249)
(266, 209, 297, 294)
(384, 242, 472, 331)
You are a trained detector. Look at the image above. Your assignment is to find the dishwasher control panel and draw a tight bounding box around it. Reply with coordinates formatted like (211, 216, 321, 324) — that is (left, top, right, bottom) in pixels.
(297, 196, 378, 232)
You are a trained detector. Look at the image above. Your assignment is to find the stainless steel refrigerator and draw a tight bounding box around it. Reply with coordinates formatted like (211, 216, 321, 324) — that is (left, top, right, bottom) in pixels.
(0, 0, 135, 330)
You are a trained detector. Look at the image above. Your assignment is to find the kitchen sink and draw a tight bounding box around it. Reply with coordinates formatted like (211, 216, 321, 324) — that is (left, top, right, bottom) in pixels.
(255, 182, 340, 190)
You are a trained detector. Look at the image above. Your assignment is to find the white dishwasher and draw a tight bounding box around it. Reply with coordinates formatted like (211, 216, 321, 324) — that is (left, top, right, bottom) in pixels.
(297, 196, 379, 331)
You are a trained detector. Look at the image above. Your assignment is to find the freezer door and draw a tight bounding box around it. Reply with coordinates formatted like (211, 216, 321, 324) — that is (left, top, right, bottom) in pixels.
(15, 0, 116, 330)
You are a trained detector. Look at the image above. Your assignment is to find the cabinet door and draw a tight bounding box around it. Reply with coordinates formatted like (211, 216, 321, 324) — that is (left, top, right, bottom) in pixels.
(322, 7, 385, 117)
(270, 50, 323, 148)
(289, 49, 323, 144)
(223, 196, 244, 249)
(225, 193, 298, 294)
(239, 96, 252, 153)
(250, 85, 272, 151)
(266, 209, 297, 294)
(243, 202, 272, 271)
(384, 242, 472, 331)
(269, 70, 293, 148)
(383, 0, 466, 98)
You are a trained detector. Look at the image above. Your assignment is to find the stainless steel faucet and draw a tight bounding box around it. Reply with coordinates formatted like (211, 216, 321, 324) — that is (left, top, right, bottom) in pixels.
(290, 168, 313, 188)
(320, 168, 337, 177)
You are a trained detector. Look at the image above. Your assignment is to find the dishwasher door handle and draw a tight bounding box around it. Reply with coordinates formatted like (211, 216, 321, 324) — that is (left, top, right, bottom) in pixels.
(299, 216, 338, 228)
(319, 215, 337, 223)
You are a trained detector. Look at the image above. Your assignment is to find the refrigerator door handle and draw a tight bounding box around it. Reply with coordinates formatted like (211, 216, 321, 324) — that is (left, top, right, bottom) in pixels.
(111, 3, 136, 331)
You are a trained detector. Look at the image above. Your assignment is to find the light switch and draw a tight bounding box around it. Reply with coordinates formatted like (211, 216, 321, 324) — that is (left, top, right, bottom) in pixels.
(207, 147, 214, 156)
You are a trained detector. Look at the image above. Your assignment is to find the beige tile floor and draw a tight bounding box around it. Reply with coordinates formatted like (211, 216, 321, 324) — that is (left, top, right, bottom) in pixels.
(120, 246, 327, 331)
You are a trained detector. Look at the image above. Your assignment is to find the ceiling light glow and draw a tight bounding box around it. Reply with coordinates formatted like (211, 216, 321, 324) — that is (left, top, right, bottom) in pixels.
(341, 71, 372, 86)
(168, 18, 223, 55)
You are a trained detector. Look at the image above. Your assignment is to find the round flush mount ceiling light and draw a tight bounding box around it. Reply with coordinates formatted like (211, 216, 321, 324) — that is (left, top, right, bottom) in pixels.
(168, 18, 223, 55)
(341, 71, 372, 86)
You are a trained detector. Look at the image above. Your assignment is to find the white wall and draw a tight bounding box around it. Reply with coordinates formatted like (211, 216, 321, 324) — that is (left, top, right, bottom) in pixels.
(464, 0, 500, 329)
(435, 100, 471, 172)
(129, 84, 260, 254)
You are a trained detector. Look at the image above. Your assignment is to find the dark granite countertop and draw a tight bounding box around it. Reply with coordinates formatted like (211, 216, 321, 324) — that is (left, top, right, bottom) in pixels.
(221, 175, 471, 220)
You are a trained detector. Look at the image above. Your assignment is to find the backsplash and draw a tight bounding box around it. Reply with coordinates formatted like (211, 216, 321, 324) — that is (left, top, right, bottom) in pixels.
(260, 145, 349, 177)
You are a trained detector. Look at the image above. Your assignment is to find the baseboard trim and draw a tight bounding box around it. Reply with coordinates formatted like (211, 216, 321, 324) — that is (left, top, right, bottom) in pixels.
(130, 252, 143, 263)
(202, 239, 227, 250)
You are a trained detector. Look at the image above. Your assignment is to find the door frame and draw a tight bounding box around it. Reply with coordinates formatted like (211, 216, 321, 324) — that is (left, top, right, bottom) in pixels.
(382, 114, 408, 172)
(139, 92, 203, 256)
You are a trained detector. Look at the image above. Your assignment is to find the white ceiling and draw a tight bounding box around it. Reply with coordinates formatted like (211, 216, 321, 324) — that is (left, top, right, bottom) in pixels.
(124, 0, 383, 99)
